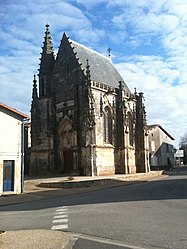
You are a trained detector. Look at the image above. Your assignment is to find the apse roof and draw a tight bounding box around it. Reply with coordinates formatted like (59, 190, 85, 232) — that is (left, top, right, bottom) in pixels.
(69, 39, 131, 92)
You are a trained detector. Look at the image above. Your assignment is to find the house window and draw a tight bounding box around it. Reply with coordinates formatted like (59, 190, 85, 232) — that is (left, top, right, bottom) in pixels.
(128, 112, 133, 146)
(103, 107, 112, 144)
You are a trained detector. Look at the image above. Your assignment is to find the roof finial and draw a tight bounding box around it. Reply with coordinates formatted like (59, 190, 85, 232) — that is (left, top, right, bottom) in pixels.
(46, 23, 49, 32)
(107, 48, 111, 58)
(86, 59, 91, 81)
(134, 87, 137, 95)
(32, 74, 38, 99)
(33, 74, 37, 85)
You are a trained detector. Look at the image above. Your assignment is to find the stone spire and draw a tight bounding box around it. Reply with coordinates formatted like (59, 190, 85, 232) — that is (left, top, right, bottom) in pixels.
(39, 24, 54, 71)
(38, 24, 55, 97)
(41, 24, 54, 58)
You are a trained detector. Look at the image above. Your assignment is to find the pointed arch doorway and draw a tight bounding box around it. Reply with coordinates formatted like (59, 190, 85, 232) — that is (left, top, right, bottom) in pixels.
(58, 117, 77, 173)
(63, 149, 74, 173)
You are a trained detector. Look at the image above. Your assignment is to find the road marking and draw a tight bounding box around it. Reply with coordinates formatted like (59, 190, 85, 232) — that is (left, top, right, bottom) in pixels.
(54, 215, 68, 219)
(53, 218, 68, 223)
(56, 206, 68, 209)
(55, 208, 68, 212)
(51, 224, 68, 230)
(51, 206, 69, 231)
(54, 211, 67, 214)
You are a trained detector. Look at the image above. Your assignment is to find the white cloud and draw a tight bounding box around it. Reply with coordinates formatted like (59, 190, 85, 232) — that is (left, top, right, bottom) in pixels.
(115, 54, 187, 146)
(106, 0, 187, 145)
(0, 0, 105, 114)
(0, 0, 187, 146)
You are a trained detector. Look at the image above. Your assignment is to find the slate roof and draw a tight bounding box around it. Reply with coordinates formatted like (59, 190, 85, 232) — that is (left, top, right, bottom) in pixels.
(70, 39, 131, 93)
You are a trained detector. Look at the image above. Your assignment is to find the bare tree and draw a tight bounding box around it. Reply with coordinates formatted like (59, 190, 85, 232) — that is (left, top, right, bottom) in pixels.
(179, 132, 187, 146)
(179, 132, 187, 164)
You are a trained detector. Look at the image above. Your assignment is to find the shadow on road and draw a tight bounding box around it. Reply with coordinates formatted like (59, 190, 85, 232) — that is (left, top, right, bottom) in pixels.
(0, 172, 186, 212)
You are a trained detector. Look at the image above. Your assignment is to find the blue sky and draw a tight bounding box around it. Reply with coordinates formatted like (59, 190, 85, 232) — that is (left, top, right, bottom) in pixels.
(0, 0, 187, 147)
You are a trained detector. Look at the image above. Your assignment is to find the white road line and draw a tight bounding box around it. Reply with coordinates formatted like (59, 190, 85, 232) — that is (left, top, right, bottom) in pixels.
(55, 211, 68, 215)
(68, 232, 146, 249)
(51, 224, 68, 230)
(55, 208, 68, 212)
(54, 215, 68, 219)
(53, 218, 68, 223)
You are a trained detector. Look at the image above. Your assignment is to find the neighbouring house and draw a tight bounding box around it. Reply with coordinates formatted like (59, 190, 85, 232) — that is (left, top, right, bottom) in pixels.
(29, 24, 150, 177)
(179, 143, 187, 165)
(174, 149, 184, 166)
(0, 102, 30, 196)
(147, 124, 175, 170)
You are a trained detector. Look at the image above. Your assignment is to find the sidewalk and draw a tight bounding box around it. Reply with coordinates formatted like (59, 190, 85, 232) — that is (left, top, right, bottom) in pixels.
(0, 230, 70, 249)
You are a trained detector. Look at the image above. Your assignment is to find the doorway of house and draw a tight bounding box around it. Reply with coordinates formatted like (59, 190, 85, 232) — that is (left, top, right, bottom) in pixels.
(63, 150, 74, 173)
(3, 160, 14, 192)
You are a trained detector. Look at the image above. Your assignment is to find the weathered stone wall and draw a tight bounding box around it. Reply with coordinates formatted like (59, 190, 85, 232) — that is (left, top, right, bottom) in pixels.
(96, 146, 115, 175)
(30, 151, 54, 176)
(126, 147, 136, 174)
(81, 147, 92, 176)
(30, 97, 55, 175)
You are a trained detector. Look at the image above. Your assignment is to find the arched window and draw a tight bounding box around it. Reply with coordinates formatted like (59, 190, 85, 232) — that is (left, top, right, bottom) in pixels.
(128, 112, 133, 146)
(103, 107, 113, 144)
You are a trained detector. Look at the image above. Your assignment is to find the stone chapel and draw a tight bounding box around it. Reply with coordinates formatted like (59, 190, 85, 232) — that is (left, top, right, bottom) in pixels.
(29, 25, 150, 176)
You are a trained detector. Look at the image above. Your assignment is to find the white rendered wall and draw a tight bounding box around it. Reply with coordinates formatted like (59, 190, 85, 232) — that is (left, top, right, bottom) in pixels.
(0, 111, 22, 195)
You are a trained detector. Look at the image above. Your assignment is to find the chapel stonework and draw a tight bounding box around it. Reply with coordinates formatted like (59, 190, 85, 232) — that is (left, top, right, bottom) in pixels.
(29, 25, 150, 176)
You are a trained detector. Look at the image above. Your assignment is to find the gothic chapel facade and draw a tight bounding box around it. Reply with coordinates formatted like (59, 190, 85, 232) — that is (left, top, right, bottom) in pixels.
(30, 25, 150, 176)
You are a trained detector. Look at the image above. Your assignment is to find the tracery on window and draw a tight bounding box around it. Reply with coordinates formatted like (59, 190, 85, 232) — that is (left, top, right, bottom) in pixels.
(103, 107, 113, 144)
(128, 112, 133, 146)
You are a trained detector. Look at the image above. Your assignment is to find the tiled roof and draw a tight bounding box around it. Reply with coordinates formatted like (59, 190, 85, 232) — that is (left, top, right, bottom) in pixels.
(0, 102, 30, 120)
(70, 39, 131, 92)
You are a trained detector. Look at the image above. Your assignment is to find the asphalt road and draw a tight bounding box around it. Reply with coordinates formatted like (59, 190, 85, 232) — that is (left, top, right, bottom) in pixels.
(0, 167, 187, 249)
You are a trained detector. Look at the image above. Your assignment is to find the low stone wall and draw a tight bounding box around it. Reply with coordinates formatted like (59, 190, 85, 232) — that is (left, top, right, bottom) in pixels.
(39, 170, 164, 189)
(39, 179, 123, 188)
